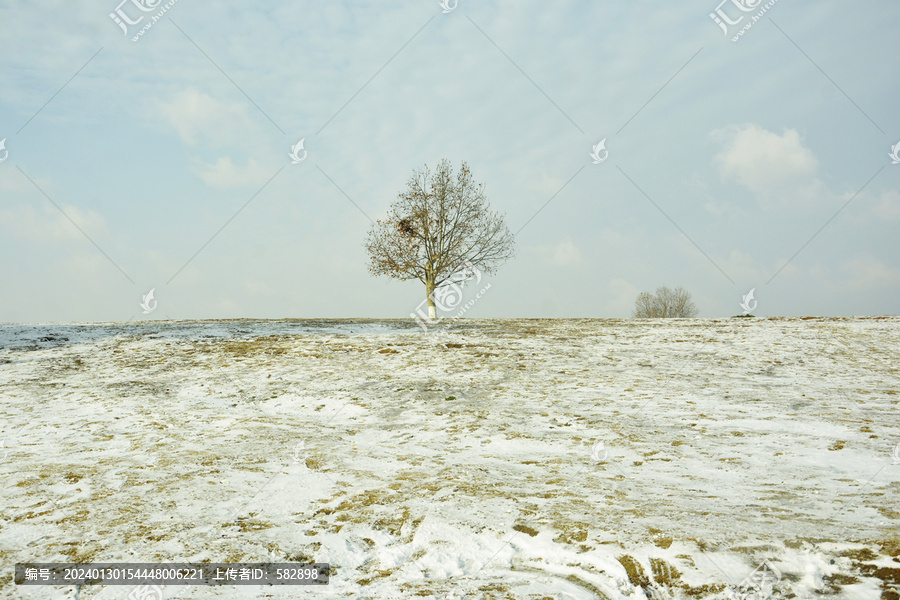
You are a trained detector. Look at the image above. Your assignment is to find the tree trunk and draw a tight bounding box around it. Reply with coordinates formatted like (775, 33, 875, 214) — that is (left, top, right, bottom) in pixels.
(425, 277, 437, 320)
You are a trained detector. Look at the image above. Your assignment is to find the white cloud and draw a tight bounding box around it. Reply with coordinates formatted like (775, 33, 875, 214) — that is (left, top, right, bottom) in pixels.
(194, 156, 271, 188)
(538, 237, 581, 266)
(244, 279, 274, 296)
(0, 168, 53, 193)
(157, 89, 255, 146)
(869, 189, 900, 220)
(712, 124, 821, 206)
(838, 255, 900, 289)
(0, 202, 107, 243)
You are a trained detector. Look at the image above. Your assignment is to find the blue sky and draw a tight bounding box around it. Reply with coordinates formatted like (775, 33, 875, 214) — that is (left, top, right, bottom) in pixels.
(1, 0, 898, 322)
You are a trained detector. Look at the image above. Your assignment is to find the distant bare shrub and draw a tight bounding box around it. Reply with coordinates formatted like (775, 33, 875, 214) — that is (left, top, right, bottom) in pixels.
(633, 286, 699, 318)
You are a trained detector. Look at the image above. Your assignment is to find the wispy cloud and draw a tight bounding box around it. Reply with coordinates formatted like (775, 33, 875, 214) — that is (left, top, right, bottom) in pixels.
(538, 237, 581, 266)
(157, 89, 255, 146)
(0, 202, 108, 244)
(195, 156, 271, 188)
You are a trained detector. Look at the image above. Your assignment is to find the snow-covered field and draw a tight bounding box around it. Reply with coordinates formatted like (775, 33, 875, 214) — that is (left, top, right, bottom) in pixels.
(1, 317, 898, 600)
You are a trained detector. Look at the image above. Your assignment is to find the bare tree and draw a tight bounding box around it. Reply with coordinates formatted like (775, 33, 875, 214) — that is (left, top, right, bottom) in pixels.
(633, 286, 699, 318)
(365, 159, 515, 319)
(633, 291, 657, 318)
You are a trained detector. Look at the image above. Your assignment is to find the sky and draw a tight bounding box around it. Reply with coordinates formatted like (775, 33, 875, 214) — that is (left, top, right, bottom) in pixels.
(0, 0, 898, 323)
